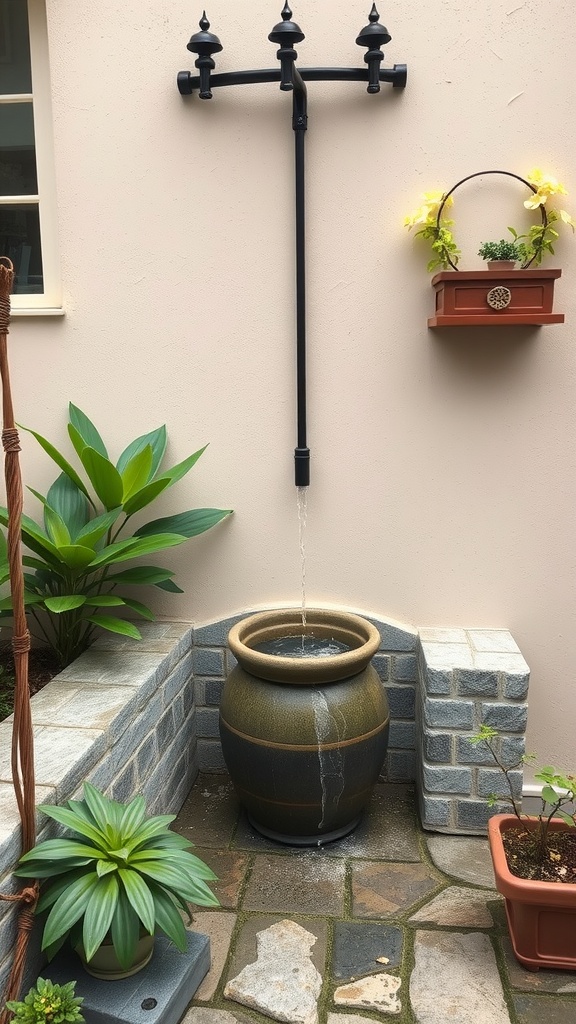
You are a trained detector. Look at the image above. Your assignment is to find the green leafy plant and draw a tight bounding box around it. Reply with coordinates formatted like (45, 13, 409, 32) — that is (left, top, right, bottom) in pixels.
(477, 233, 527, 263)
(14, 782, 219, 970)
(471, 724, 576, 864)
(6, 977, 84, 1024)
(0, 404, 232, 668)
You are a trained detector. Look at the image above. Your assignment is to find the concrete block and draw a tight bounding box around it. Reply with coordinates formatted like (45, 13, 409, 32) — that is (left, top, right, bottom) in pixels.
(424, 733, 453, 764)
(423, 764, 472, 794)
(163, 652, 194, 706)
(372, 653, 390, 682)
(388, 721, 416, 750)
(456, 669, 499, 697)
(198, 739, 227, 772)
(111, 694, 163, 772)
(467, 629, 520, 654)
(456, 735, 497, 765)
(393, 655, 418, 682)
(194, 614, 251, 646)
(156, 707, 177, 748)
(419, 628, 468, 644)
(192, 648, 224, 678)
(502, 670, 530, 700)
(477, 768, 522, 800)
(456, 799, 497, 832)
(424, 699, 475, 730)
(386, 685, 416, 719)
(386, 749, 417, 782)
(205, 680, 224, 706)
(500, 736, 526, 766)
(422, 666, 453, 696)
(419, 796, 451, 828)
(481, 703, 528, 733)
(112, 759, 137, 803)
(224, 649, 237, 673)
(196, 708, 221, 739)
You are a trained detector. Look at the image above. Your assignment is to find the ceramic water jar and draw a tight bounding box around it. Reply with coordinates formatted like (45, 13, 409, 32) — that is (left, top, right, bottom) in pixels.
(219, 608, 390, 845)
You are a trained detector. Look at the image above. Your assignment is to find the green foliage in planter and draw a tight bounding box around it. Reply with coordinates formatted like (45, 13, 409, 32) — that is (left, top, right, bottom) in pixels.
(477, 233, 527, 262)
(14, 782, 219, 970)
(0, 403, 232, 667)
(6, 977, 84, 1024)
(471, 724, 576, 863)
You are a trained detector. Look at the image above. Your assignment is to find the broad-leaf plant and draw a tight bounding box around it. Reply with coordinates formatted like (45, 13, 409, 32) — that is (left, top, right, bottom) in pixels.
(14, 782, 219, 969)
(0, 403, 232, 667)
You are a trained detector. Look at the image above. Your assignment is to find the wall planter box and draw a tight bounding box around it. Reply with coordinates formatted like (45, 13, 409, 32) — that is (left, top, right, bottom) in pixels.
(488, 814, 576, 972)
(427, 268, 564, 328)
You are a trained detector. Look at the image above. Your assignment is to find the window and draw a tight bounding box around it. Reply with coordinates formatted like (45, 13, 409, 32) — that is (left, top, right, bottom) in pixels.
(0, 0, 60, 312)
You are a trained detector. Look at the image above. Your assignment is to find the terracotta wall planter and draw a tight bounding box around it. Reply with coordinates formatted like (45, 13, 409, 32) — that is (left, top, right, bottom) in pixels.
(488, 814, 576, 972)
(428, 268, 564, 327)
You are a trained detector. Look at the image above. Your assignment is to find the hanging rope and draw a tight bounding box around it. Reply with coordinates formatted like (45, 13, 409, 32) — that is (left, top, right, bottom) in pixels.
(0, 259, 38, 1022)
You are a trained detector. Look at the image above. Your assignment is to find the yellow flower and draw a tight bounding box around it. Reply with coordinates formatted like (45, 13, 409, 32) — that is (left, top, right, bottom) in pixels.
(524, 192, 547, 209)
(404, 191, 452, 229)
(526, 167, 568, 200)
(560, 209, 575, 230)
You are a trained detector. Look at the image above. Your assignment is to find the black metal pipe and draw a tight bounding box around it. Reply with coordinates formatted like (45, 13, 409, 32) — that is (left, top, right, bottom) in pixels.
(292, 64, 310, 487)
(178, 64, 407, 96)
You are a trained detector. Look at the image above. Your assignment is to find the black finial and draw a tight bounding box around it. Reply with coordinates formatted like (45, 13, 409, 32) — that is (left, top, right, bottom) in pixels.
(269, 4, 305, 91)
(281, 2, 292, 20)
(187, 11, 223, 99)
(199, 11, 210, 31)
(355, 4, 391, 94)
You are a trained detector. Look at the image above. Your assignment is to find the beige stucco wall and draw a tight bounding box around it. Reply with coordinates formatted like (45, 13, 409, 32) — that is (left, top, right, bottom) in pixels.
(6, 0, 576, 777)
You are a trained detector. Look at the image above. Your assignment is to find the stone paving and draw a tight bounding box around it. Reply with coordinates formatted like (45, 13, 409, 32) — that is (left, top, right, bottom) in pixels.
(174, 776, 576, 1024)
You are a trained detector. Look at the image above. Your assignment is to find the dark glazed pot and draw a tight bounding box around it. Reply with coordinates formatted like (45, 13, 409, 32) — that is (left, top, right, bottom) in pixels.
(219, 608, 390, 845)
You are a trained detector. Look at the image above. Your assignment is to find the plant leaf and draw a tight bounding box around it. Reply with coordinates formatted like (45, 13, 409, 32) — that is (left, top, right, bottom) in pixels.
(44, 596, 87, 613)
(121, 598, 155, 620)
(110, 888, 140, 971)
(155, 578, 185, 593)
(135, 508, 232, 539)
(87, 534, 188, 569)
(44, 506, 72, 548)
(69, 403, 108, 458)
(121, 478, 171, 516)
(19, 425, 93, 505)
(75, 508, 123, 550)
(157, 445, 208, 487)
(33, 805, 108, 846)
(135, 861, 219, 905)
(116, 426, 168, 481)
(57, 544, 99, 571)
(42, 872, 100, 950)
(149, 883, 188, 951)
(82, 874, 120, 962)
(46, 473, 91, 540)
(86, 615, 142, 640)
(104, 565, 176, 586)
(120, 445, 154, 503)
(80, 448, 124, 510)
(85, 595, 127, 608)
(117, 867, 155, 933)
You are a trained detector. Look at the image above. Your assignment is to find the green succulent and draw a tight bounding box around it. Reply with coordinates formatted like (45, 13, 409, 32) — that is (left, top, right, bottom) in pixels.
(6, 977, 84, 1024)
(477, 234, 526, 262)
(0, 403, 232, 667)
(14, 783, 219, 970)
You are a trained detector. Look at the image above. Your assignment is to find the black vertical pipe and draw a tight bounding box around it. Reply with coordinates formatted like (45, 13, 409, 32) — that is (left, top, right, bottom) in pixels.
(292, 65, 310, 487)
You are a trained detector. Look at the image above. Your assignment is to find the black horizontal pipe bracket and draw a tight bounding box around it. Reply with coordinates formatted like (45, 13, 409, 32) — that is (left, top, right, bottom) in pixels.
(178, 6, 406, 487)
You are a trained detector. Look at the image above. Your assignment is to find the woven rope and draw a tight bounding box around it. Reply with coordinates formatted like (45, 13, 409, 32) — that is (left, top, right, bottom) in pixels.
(0, 258, 38, 1022)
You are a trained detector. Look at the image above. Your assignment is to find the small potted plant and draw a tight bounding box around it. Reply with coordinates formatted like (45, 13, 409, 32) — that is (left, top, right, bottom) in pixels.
(477, 232, 527, 270)
(405, 168, 573, 327)
(14, 782, 220, 980)
(471, 724, 576, 972)
(5, 977, 85, 1024)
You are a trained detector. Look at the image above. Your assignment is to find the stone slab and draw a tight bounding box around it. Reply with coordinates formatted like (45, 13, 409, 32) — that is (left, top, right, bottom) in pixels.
(188, 912, 237, 1001)
(426, 835, 496, 888)
(332, 922, 403, 979)
(333, 784, 421, 861)
(192, 850, 249, 909)
(47, 931, 210, 1024)
(174, 777, 240, 848)
(224, 920, 322, 1024)
(351, 861, 439, 918)
(513, 994, 576, 1023)
(225, 915, 327, 982)
(408, 886, 497, 928)
(333, 974, 401, 1015)
(411, 931, 510, 1023)
(242, 852, 345, 916)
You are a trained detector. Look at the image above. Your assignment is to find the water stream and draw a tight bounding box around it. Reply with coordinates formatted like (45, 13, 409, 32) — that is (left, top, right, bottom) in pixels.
(310, 690, 345, 833)
(297, 485, 307, 639)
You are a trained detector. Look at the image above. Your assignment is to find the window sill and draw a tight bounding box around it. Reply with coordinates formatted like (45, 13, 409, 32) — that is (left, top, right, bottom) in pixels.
(10, 307, 65, 317)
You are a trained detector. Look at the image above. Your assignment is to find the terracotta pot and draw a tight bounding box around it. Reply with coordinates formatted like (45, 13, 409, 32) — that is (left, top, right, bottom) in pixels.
(428, 268, 564, 327)
(488, 814, 576, 971)
(76, 932, 154, 980)
(486, 260, 516, 270)
(219, 608, 389, 845)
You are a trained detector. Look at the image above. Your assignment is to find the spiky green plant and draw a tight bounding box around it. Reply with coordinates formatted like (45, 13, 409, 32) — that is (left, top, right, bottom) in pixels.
(6, 978, 84, 1024)
(14, 783, 219, 970)
(0, 403, 232, 667)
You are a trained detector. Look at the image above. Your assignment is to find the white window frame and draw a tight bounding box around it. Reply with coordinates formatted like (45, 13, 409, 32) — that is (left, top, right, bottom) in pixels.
(0, 0, 62, 314)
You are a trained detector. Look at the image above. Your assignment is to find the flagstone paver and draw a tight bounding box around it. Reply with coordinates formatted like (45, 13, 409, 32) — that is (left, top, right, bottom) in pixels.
(500, 936, 576, 994)
(332, 922, 403, 979)
(351, 860, 439, 917)
(333, 974, 402, 1015)
(187, 912, 237, 1001)
(224, 920, 322, 1024)
(426, 834, 496, 887)
(513, 994, 576, 1023)
(410, 931, 510, 1023)
(191, 849, 248, 909)
(225, 915, 328, 981)
(242, 852, 345, 916)
(408, 885, 497, 927)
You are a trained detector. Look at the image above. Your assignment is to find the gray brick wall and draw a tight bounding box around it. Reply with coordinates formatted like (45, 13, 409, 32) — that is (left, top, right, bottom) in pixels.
(417, 627, 530, 835)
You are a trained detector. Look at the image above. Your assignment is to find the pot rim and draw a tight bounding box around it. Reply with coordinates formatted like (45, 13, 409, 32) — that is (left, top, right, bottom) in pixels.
(227, 607, 381, 684)
(488, 813, 576, 905)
